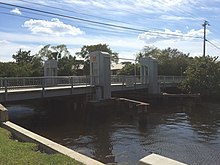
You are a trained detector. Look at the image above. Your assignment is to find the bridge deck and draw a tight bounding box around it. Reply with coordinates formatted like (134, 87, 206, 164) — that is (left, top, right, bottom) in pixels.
(0, 75, 183, 102)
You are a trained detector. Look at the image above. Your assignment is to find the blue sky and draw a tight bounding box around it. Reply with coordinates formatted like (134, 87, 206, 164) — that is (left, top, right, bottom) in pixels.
(0, 0, 220, 62)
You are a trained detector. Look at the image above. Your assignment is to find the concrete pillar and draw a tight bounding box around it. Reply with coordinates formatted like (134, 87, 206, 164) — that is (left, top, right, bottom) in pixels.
(90, 51, 111, 100)
(0, 104, 8, 122)
(44, 59, 58, 77)
(140, 57, 160, 94)
(44, 59, 58, 86)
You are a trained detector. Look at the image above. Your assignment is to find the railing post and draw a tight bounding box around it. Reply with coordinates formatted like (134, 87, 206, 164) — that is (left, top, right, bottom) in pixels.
(134, 75, 137, 88)
(122, 76, 125, 86)
(0, 79, 2, 88)
(42, 77, 45, 97)
(4, 78, 8, 101)
(71, 77, 73, 94)
(22, 78, 25, 86)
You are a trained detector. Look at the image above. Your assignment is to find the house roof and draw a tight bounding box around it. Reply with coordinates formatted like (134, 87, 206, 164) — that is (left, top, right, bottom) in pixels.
(111, 63, 125, 70)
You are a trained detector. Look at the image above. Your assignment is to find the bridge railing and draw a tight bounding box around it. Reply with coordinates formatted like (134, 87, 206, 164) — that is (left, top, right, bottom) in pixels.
(0, 76, 90, 91)
(111, 75, 141, 85)
(0, 75, 185, 91)
(158, 75, 184, 83)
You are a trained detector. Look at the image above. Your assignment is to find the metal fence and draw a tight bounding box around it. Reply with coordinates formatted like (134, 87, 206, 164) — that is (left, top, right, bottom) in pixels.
(111, 75, 141, 85)
(158, 76, 184, 83)
(0, 76, 90, 91)
(0, 75, 184, 91)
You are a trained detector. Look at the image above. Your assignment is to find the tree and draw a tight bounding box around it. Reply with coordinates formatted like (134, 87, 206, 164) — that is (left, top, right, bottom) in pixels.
(180, 56, 220, 96)
(117, 63, 140, 75)
(76, 44, 119, 75)
(11, 49, 43, 77)
(0, 62, 20, 77)
(37, 44, 71, 61)
(57, 55, 78, 76)
(51, 44, 71, 60)
(12, 49, 33, 64)
(136, 46, 191, 76)
(31, 56, 43, 76)
(36, 44, 79, 76)
(136, 46, 161, 60)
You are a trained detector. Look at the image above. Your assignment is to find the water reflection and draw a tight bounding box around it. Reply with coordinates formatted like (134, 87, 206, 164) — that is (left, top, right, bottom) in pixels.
(6, 101, 220, 165)
(186, 103, 220, 142)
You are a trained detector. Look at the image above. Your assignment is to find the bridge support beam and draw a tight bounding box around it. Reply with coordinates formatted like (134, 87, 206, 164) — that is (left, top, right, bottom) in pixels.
(90, 51, 111, 101)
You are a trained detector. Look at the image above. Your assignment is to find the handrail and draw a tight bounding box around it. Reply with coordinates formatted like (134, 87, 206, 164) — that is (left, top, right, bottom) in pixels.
(0, 75, 184, 91)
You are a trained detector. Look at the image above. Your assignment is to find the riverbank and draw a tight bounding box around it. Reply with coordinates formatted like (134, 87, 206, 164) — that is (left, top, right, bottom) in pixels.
(0, 127, 83, 165)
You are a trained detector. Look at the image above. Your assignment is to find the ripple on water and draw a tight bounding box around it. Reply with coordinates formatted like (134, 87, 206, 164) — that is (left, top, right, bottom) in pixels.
(7, 102, 220, 165)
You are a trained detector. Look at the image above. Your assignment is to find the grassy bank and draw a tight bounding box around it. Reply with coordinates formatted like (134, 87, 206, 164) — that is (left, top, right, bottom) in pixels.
(0, 127, 83, 165)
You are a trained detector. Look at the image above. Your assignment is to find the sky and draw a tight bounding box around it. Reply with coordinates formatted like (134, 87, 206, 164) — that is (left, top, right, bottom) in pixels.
(0, 0, 220, 62)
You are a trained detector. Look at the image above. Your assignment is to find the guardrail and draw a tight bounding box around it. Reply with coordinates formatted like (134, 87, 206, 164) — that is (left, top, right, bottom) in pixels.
(0, 76, 90, 91)
(0, 75, 184, 92)
(158, 75, 184, 83)
(111, 75, 141, 86)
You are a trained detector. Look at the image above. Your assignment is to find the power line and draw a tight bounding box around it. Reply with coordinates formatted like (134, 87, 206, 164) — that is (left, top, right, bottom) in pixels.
(16, 0, 186, 33)
(0, 7, 200, 39)
(18, 0, 170, 32)
(0, 6, 52, 19)
(16, 0, 132, 26)
(0, 11, 141, 37)
(0, 11, 37, 20)
(206, 39, 220, 51)
(0, 5, 140, 36)
(0, 2, 203, 39)
(17, 0, 204, 32)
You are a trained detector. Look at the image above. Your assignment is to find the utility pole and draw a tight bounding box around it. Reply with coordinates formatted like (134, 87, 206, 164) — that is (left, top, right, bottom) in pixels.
(202, 20, 209, 57)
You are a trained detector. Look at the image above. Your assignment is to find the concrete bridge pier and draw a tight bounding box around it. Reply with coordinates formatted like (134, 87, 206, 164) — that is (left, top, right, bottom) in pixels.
(90, 51, 111, 101)
(140, 57, 160, 94)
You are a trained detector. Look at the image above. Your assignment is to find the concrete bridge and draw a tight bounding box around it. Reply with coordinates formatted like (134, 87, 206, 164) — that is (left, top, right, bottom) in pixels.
(0, 75, 183, 103)
(0, 51, 184, 103)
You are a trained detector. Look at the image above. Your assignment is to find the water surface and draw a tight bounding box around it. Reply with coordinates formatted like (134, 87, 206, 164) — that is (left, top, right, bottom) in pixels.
(7, 101, 220, 165)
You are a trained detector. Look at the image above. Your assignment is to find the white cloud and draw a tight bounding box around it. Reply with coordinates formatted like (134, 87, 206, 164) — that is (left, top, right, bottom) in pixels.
(0, 31, 144, 61)
(152, 39, 204, 57)
(64, 0, 90, 6)
(0, 40, 10, 44)
(160, 15, 203, 21)
(138, 28, 205, 44)
(23, 18, 84, 36)
(63, 0, 197, 12)
(0, 27, 216, 63)
(10, 8, 22, 15)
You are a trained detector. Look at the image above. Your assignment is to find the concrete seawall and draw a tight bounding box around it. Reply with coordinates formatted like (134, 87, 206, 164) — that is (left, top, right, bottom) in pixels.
(2, 121, 104, 165)
(0, 104, 104, 165)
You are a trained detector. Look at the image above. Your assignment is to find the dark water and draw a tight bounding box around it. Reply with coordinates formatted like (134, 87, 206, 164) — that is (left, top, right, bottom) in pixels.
(6, 101, 220, 165)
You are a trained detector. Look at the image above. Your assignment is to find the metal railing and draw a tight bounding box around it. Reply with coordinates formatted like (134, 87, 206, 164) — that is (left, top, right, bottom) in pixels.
(0, 75, 184, 92)
(158, 75, 184, 83)
(111, 75, 141, 85)
(0, 76, 90, 91)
